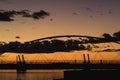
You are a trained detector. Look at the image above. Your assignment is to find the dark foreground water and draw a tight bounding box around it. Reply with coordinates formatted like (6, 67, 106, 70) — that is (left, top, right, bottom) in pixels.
(0, 70, 64, 80)
(0, 69, 120, 80)
(64, 70, 120, 80)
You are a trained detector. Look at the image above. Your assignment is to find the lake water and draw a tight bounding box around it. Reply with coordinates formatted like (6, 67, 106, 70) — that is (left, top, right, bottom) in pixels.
(0, 69, 120, 80)
(0, 70, 64, 80)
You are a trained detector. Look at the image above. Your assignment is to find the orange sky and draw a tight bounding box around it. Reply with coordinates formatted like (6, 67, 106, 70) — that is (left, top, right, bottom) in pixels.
(0, 0, 120, 42)
(0, 0, 120, 62)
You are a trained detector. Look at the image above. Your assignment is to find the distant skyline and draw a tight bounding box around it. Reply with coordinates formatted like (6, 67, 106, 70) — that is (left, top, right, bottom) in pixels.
(0, 0, 120, 42)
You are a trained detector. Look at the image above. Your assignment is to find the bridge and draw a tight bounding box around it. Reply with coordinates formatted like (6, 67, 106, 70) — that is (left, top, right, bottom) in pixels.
(0, 35, 120, 72)
(0, 54, 120, 73)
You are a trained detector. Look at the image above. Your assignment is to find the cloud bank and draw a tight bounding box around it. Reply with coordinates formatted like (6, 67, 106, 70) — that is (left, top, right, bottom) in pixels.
(0, 31, 120, 54)
(0, 10, 50, 21)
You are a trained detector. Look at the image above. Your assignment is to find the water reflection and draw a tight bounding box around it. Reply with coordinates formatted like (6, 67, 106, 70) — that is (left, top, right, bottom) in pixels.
(0, 70, 64, 80)
(16, 73, 26, 80)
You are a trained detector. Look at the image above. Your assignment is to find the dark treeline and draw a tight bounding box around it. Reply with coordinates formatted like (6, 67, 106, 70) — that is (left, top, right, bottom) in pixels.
(0, 31, 120, 54)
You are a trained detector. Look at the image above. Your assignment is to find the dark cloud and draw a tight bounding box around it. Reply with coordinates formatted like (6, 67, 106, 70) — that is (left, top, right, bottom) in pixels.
(0, 31, 120, 54)
(96, 49, 120, 52)
(89, 15, 94, 18)
(32, 10, 50, 19)
(15, 36, 21, 39)
(113, 31, 120, 38)
(102, 33, 112, 39)
(85, 7, 93, 12)
(81, 7, 113, 19)
(50, 19, 53, 21)
(0, 12, 13, 21)
(16, 10, 30, 15)
(108, 9, 112, 14)
(72, 12, 79, 16)
(0, 9, 50, 22)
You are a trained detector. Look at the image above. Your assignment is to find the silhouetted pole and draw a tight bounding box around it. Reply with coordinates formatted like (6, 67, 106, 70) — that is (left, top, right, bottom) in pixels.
(17, 45, 21, 63)
(17, 54, 26, 73)
(18, 55, 21, 63)
(16, 55, 18, 63)
(83, 54, 86, 64)
(87, 54, 90, 64)
(22, 54, 25, 63)
(100, 59, 103, 64)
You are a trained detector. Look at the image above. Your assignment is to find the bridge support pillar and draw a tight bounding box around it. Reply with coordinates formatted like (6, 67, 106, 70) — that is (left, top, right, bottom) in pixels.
(16, 54, 26, 73)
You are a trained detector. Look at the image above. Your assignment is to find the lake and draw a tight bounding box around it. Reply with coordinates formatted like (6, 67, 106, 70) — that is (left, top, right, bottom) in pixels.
(0, 70, 64, 80)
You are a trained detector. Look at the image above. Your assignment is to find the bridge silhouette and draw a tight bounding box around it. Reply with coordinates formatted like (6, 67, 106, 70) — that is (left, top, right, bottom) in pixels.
(0, 35, 120, 72)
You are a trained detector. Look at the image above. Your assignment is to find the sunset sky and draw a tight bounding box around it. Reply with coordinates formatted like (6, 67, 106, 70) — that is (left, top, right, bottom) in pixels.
(0, 0, 119, 61)
(0, 0, 120, 42)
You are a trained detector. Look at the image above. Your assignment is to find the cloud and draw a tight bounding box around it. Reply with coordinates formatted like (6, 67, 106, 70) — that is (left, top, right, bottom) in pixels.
(32, 10, 50, 19)
(108, 9, 112, 14)
(15, 36, 21, 39)
(0, 9, 50, 22)
(0, 39, 87, 54)
(113, 31, 120, 38)
(50, 18, 53, 21)
(0, 31, 120, 54)
(0, 12, 13, 21)
(80, 7, 113, 19)
(85, 7, 93, 12)
(72, 12, 79, 16)
(96, 49, 120, 52)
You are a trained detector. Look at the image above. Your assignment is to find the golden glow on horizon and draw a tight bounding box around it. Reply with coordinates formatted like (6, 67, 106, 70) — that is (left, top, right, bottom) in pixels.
(0, 42, 120, 62)
(1, 51, 120, 64)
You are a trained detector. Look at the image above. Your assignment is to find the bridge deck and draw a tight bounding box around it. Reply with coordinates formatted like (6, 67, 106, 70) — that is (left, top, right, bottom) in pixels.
(0, 63, 120, 70)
